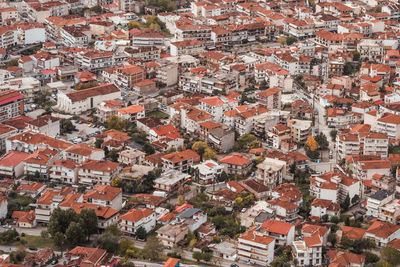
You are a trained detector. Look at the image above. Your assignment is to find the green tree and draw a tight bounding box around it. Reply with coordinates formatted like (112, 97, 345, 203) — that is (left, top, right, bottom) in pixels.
(351, 50, 360, 61)
(328, 233, 337, 247)
(95, 138, 104, 148)
(53, 232, 65, 252)
(143, 236, 164, 260)
(315, 133, 329, 150)
(340, 235, 353, 250)
(330, 130, 338, 141)
(365, 252, 380, 265)
(351, 194, 360, 205)
(79, 208, 98, 241)
(135, 226, 147, 240)
(90, 5, 102, 13)
(105, 224, 121, 236)
(60, 119, 76, 134)
(5, 59, 18, 68)
(341, 195, 351, 211)
(40, 230, 49, 238)
(143, 143, 155, 155)
(343, 62, 354, 75)
(94, 232, 120, 253)
(66, 221, 84, 246)
(48, 208, 78, 236)
(286, 36, 298, 45)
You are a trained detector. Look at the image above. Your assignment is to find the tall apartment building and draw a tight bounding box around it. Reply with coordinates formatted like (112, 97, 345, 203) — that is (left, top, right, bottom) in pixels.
(0, 90, 24, 122)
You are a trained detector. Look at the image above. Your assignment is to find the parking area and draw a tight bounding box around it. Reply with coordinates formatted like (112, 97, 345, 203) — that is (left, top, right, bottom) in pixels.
(63, 121, 104, 143)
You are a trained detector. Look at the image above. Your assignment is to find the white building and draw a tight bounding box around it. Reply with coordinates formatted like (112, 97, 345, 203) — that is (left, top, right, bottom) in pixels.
(119, 208, 156, 235)
(55, 84, 121, 114)
(193, 160, 224, 184)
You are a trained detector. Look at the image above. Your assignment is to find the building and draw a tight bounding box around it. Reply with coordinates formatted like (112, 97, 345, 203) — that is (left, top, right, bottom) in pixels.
(288, 119, 312, 143)
(238, 226, 275, 266)
(255, 158, 287, 196)
(161, 149, 200, 173)
(365, 220, 400, 247)
(49, 159, 78, 184)
(366, 190, 394, 218)
(84, 185, 122, 210)
(0, 151, 30, 178)
(219, 153, 252, 176)
(0, 90, 24, 123)
(154, 170, 190, 193)
(192, 160, 224, 184)
(55, 84, 121, 114)
(157, 223, 189, 248)
(78, 160, 120, 186)
(310, 198, 340, 219)
(257, 87, 282, 110)
(119, 208, 156, 235)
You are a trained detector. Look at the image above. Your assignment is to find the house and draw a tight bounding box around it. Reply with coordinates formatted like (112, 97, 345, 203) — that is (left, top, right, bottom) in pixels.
(0, 124, 17, 151)
(154, 170, 190, 193)
(78, 160, 120, 186)
(71, 202, 119, 229)
(170, 39, 205, 56)
(326, 250, 365, 267)
(0, 151, 30, 178)
(255, 157, 287, 196)
(341, 226, 367, 240)
(193, 160, 224, 184)
(84, 185, 122, 210)
(157, 222, 189, 248)
(267, 198, 299, 223)
(365, 220, 400, 247)
(288, 119, 312, 143)
(96, 100, 124, 123)
(354, 159, 391, 180)
(161, 149, 200, 173)
(25, 115, 60, 137)
(377, 113, 400, 140)
(238, 226, 275, 266)
(292, 235, 323, 267)
(113, 65, 146, 91)
(219, 153, 252, 176)
(12, 210, 36, 228)
(366, 190, 394, 218)
(49, 159, 79, 184)
(118, 148, 146, 166)
(256, 87, 282, 110)
(16, 182, 46, 198)
(116, 105, 145, 122)
(302, 224, 330, 246)
(260, 220, 295, 246)
(55, 84, 121, 114)
(310, 198, 341, 220)
(35, 189, 62, 224)
(63, 143, 104, 163)
(23, 148, 59, 179)
(66, 246, 118, 267)
(6, 131, 72, 153)
(119, 208, 156, 235)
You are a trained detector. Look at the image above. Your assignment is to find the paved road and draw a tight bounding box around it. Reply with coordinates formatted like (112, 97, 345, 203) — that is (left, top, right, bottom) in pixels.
(0, 226, 45, 236)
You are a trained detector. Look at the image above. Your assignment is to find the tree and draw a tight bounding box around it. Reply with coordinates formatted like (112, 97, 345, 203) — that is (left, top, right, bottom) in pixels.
(66, 221, 84, 246)
(306, 136, 318, 151)
(94, 232, 120, 253)
(40, 230, 49, 239)
(60, 119, 76, 135)
(48, 208, 78, 237)
(343, 62, 354, 75)
(119, 238, 135, 255)
(286, 36, 298, 45)
(365, 252, 380, 265)
(128, 21, 141, 30)
(340, 236, 353, 249)
(203, 148, 216, 160)
(142, 143, 155, 155)
(351, 50, 360, 61)
(95, 139, 104, 148)
(105, 224, 121, 237)
(193, 251, 203, 262)
(90, 5, 102, 13)
(351, 194, 360, 205)
(381, 246, 400, 266)
(315, 133, 329, 150)
(192, 141, 208, 156)
(277, 36, 286, 45)
(328, 233, 337, 247)
(107, 115, 128, 131)
(79, 208, 98, 241)
(143, 236, 164, 260)
(341, 195, 351, 211)
(330, 130, 338, 141)
(135, 226, 147, 240)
